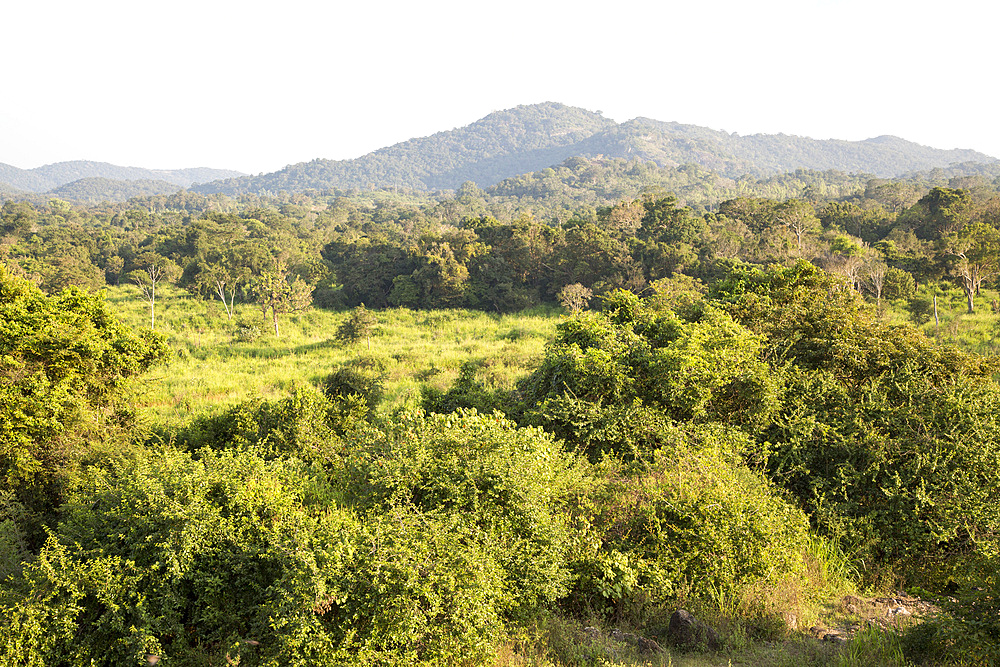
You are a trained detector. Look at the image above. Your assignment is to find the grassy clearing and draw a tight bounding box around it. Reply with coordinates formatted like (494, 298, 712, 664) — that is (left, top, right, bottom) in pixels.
(882, 283, 1000, 356)
(105, 285, 560, 428)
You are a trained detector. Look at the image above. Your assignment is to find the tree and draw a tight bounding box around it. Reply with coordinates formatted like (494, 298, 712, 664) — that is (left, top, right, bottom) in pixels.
(905, 187, 975, 240)
(191, 246, 250, 321)
(0, 263, 168, 534)
(250, 256, 314, 337)
(336, 304, 377, 349)
(863, 255, 890, 307)
(944, 221, 1000, 313)
(127, 252, 180, 329)
(774, 199, 819, 254)
(557, 283, 592, 313)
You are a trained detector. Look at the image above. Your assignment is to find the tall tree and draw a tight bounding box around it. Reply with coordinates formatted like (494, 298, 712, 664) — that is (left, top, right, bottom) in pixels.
(127, 252, 180, 329)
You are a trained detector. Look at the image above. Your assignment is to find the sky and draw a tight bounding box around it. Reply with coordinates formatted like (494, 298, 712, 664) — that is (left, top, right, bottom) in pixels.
(3, 0, 998, 176)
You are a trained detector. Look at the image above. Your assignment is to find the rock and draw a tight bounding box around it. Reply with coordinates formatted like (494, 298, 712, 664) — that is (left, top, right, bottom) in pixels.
(668, 610, 698, 646)
(667, 609, 722, 651)
(822, 629, 849, 644)
(607, 628, 664, 655)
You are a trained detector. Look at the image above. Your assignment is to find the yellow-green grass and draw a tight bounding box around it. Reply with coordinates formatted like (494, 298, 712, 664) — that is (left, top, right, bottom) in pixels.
(881, 284, 1000, 356)
(105, 285, 560, 428)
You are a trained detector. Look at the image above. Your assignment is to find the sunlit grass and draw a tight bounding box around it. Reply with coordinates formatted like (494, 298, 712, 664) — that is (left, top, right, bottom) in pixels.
(105, 284, 560, 428)
(880, 283, 1000, 356)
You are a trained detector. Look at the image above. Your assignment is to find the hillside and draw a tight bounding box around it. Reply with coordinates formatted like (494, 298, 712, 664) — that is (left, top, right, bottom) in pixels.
(190, 103, 996, 196)
(192, 102, 616, 195)
(0, 160, 244, 192)
(47, 177, 183, 204)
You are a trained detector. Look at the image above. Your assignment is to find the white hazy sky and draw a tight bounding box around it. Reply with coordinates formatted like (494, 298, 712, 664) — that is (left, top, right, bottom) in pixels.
(2, 0, 997, 176)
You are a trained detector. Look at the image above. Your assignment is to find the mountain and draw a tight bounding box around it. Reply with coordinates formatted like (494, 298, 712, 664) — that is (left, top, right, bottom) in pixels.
(0, 161, 244, 193)
(193, 103, 616, 196)
(190, 103, 996, 196)
(46, 177, 184, 204)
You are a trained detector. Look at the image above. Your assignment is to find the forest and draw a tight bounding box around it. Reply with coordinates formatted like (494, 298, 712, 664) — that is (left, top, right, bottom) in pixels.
(1, 155, 1000, 666)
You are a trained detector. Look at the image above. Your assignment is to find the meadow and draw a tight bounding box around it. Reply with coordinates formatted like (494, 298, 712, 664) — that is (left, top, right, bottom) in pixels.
(105, 284, 562, 428)
(107, 281, 1000, 431)
(884, 283, 1000, 355)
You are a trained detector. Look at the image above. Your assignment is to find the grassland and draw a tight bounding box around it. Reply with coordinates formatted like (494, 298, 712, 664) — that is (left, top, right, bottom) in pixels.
(109, 280, 1000, 428)
(105, 284, 561, 428)
(882, 283, 1000, 356)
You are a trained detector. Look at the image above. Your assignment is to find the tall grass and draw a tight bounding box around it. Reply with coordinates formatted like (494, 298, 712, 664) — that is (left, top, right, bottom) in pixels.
(881, 283, 1000, 356)
(105, 285, 560, 428)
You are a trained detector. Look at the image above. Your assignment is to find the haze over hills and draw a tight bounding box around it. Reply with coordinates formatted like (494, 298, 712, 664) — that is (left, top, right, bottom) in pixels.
(190, 102, 996, 196)
(0, 161, 244, 194)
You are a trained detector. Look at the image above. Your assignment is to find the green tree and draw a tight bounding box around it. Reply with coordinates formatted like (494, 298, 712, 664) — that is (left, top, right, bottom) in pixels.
(250, 256, 314, 337)
(944, 221, 1000, 313)
(190, 245, 251, 321)
(0, 263, 168, 536)
(336, 304, 377, 349)
(774, 199, 819, 254)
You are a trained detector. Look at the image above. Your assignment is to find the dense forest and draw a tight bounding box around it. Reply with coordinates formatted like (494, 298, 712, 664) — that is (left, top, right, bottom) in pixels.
(2, 144, 1000, 666)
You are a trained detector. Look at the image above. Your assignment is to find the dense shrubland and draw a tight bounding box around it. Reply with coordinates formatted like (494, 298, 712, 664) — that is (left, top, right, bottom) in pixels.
(3, 163, 1000, 664)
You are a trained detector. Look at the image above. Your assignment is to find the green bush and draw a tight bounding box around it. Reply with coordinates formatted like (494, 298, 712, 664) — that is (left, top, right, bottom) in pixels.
(322, 356, 387, 410)
(0, 449, 358, 665)
(342, 409, 583, 620)
(0, 264, 168, 535)
(420, 360, 514, 416)
(766, 365, 1000, 567)
(171, 385, 367, 465)
(519, 295, 778, 459)
(569, 424, 809, 616)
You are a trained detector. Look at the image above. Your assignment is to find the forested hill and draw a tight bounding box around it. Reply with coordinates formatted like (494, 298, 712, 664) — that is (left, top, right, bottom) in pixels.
(573, 119, 996, 178)
(47, 177, 185, 204)
(0, 160, 244, 192)
(190, 102, 996, 196)
(192, 103, 617, 195)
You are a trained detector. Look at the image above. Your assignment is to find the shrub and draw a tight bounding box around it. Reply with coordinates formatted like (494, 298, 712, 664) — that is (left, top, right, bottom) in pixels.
(0, 264, 168, 536)
(420, 360, 514, 416)
(322, 357, 387, 411)
(342, 409, 583, 620)
(173, 385, 362, 463)
(569, 423, 810, 617)
(0, 449, 359, 665)
(520, 299, 777, 437)
(234, 319, 262, 342)
(336, 304, 377, 348)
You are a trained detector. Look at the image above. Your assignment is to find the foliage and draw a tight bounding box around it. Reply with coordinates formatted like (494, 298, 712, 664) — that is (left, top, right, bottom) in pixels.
(0, 263, 168, 534)
(322, 356, 387, 410)
(420, 360, 514, 417)
(557, 283, 592, 313)
(170, 385, 358, 464)
(0, 449, 359, 666)
(901, 552, 1000, 665)
(340, 409, 582, 621)
(712, 262, 1000, 569)
(335, 303, 378, 347)
(520, 290, 777, 443)
(569, 423, 810, 620)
